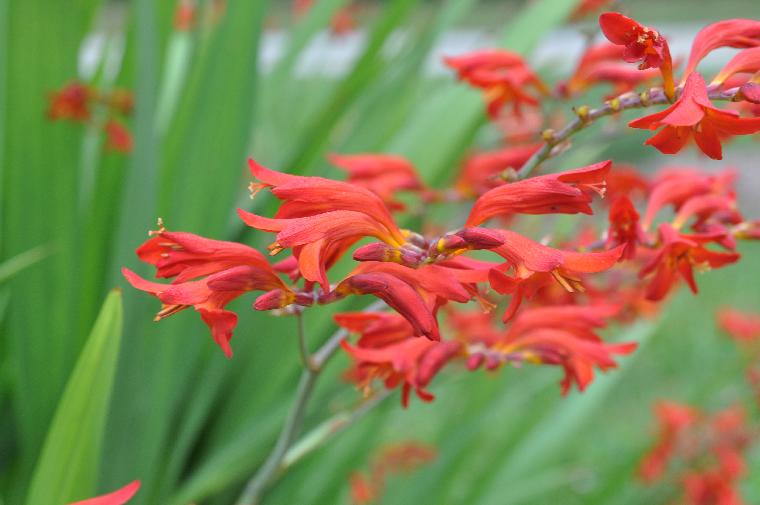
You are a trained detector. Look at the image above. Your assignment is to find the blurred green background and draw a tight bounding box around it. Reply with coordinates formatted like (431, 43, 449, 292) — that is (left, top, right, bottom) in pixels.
(2, 0, 759, 504)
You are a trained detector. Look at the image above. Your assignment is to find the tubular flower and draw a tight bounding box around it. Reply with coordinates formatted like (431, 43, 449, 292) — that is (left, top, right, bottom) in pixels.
(558, 43, 659, 98)
(47, 82, 92, 122)
(456, 144, 541, 196)
(717, 308, 760, 342)
(339, 312, 462, 406)
(238, 159, 407, 290)
(123, 225, 293, 357)
(639, 402, 753, 505)
(349, 442, 436, 505)
(639, 402, 700, 483)
(604, 164, 650, 201)
(333, 271, 441, 340)
(488, 229, 624, 321)
(464, 304, 636, 395)
(641, 168, 734, 230)
(444, 49, 548, 119)
(711, 46, 760, 87)
(599, 12, 675, 98)
(328, 153, 424, 209)
(629, 73, 760, 160)
(639, 224, 740, 302)
(465, 160, 610, 227)
(607, 195, 643, 260)
(683, 19, 760, 79)
(104, 120, 133, 153)
(68, 481, 141, 505)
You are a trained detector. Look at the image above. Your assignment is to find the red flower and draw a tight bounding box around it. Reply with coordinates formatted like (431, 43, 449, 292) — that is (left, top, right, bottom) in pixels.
(558, 43, 658, 98)
(712, 47, 760, 87)
(465, 160, 610, 226)
(717, 308, 760, 342)
(123, 225, 292, 357)
(639, 224, 740, 301)
(456, 144, 541, 196)
(569, 0, 613, 21)
(607, 195, 642, 260)
(104, 120, 133, 153)
(629, 72, 760, 160)
(68, 481, 140, 505)
(333, 271, 441, 340)
(684, 19, 760, 78)
(339, 312, 461, 406)
(639, 402, 699, 483)
(488, 229, 624, 320)
(349, 442, 436, 505)
(599, 12, 674, 98)
(444, 49, 548, 119)
(465, 304, 636, 394)
(174, 0, 196, 31)
(238, 159, 406, 290)
(328, 153, 424, 209)
(48, 82, 92, 122)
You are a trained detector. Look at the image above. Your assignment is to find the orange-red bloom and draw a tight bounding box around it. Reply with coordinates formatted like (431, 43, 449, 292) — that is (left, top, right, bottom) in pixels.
(456, 144, 541, 196)
(48, 82, 92, 122)
(639, 402, 699, 482)
(488, 229, 624, 320)
(444, 49, 548, 119)
(717, 308, 760, 342)
(684, 19, 760, 78)
(639, 224, 740, 301)
(465, 160, 610, 227)
(68, 481, 140, 505)
(238, 159, 406, 290)
(558, 43, 658, 98)
(349, 442, 436, 505)
(599, 12, 674, 97)
(123, 225, 292, 357)
(328, 153, 424, 209)
(712, 47, 760, 87)
(104, 120, 133, 153)
(629, 73, 760, 160)
(339, 311, 461, 406)
(463, 304, 636, 394)
(607, 195, 642, 260)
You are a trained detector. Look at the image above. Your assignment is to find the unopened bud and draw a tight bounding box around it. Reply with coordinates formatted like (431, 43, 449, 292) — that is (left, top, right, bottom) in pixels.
(254, 289, 296, 311)
(455, 228, 505, 250)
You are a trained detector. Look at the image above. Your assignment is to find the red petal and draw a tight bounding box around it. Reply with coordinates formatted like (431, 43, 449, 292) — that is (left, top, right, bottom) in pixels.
(68, 481, 140, 505)
(599, 12, 639, 45)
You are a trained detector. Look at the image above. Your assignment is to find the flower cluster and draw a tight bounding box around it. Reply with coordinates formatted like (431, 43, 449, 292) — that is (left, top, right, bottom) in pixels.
(47, 81, 134, 153)
(639, 402, 755, 505)
(125, 13, 760, 415)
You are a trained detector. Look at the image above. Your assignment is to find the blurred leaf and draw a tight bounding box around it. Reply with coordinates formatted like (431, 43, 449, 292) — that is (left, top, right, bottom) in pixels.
(25, 289, 123, 505)
(0, 246, 50, 285)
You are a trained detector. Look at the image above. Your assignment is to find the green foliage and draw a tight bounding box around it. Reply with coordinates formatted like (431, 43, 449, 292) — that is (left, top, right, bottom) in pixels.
(26, 290, 123, 505)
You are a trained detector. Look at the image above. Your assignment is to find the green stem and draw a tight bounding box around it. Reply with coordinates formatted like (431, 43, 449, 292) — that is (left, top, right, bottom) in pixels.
(234, 300, 386, 505)
(505, 85, 742, 182)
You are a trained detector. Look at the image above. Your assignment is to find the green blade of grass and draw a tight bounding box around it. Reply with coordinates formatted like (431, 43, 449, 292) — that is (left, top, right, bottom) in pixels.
(25, 289, 123, 505)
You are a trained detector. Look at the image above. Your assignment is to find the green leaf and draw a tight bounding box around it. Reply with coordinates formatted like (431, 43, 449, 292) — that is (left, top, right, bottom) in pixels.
(25, 289, 124, 505)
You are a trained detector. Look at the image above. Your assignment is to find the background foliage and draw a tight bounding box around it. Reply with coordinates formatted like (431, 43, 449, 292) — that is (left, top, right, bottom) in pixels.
(2, 0, 759, 504)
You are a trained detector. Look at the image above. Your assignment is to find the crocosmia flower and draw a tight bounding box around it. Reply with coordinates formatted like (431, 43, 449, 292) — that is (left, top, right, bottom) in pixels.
(639, 224, 740, 301)
(47, 82, 92, 122)
(465, 160, 610, 226)
(629, 72, 760, 160)
(328, 153, 424, 209)
(599, 12, 674, 98)
(445, 49, 548, 119)
(683, 19, 760, 78)
(238, 159, 407, 290)
(104, 120, 133, 153)
(123, 223, 293, 357)
(68, 481, 140, 505)
(717, 308, 760, 342)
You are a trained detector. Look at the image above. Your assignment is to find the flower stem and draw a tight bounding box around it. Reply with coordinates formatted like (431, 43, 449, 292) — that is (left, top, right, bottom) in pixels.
(234, 300, 386, 505)
(506, 85, 742, 182)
